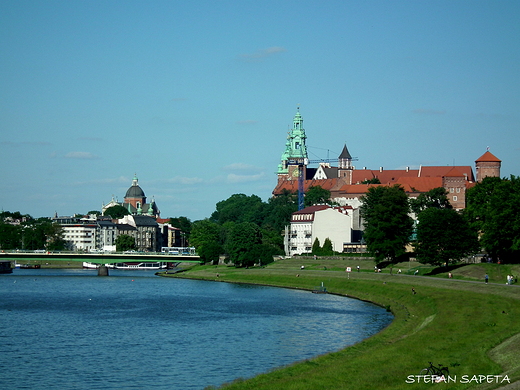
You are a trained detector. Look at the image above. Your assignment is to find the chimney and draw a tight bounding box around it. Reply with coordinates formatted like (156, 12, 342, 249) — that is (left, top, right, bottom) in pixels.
(379, 167, 383, 172)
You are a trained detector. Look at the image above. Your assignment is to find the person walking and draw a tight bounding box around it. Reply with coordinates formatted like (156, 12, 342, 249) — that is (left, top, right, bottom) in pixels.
(485, 274, 489, 284)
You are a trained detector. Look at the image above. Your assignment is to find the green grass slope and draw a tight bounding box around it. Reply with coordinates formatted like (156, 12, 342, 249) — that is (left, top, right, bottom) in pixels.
(161, 259, 520, 390)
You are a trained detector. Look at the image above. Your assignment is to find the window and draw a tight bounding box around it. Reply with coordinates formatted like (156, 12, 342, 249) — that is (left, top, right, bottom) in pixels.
(453, 196, 458, 201)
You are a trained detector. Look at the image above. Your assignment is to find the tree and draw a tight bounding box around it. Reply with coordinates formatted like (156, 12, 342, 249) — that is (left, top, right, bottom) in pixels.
(262, 189, 298, 232)
(104, 205, 130, 219)
(409, 187, 452, 215)
(312, 238, 321, 255)
(360, 185, 413, 265)
(0, 222, 22, 249)
(466, 176, 520, 263)
(197, 241, 223, 264)
(169, 216, 192, 245)
(311, 237, 334, 256)
(115, 234, 136, 252)
(304, 186, 331, 207)
(44, 222, 66, 251)
(225, 222, 262, 267)
(190, 219, 223, 262)
(210, 194, 265, 225)
(415, 208, 478, 266)
(87, 210, 101, 216)
(321, 238, 334, 256)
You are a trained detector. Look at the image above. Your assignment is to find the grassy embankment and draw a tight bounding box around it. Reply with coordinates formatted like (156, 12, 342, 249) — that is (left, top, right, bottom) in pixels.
(160, 258, 520, 390)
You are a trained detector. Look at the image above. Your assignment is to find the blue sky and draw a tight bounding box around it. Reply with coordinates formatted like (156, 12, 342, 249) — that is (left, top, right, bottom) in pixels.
(1, 0, 519, 221)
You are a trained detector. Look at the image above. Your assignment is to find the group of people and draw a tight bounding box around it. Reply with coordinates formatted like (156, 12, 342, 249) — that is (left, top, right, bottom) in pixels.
(506, 274, 516, 285)
(483, 274, 516, 284)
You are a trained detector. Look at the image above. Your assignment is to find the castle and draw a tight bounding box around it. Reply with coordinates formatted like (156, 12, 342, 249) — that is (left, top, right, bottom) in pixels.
(273, 109, 501, 211)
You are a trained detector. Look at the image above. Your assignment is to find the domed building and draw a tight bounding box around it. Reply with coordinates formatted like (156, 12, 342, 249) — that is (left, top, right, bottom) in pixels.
(102, 175, 160, 218)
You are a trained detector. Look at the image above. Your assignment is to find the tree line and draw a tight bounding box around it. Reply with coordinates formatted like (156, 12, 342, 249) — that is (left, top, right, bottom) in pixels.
(2, 176, 518, 267)
(0, 211, 66, 251)
(360, 176, 520, 267)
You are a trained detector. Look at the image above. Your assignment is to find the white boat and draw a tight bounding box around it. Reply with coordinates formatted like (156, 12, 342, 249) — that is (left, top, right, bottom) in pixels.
(82, 262, 167, 270)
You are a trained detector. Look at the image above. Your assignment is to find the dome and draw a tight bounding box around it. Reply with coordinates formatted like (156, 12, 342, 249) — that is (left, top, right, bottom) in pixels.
(125, 184, 145, 198)
(125, 175, 146, 199)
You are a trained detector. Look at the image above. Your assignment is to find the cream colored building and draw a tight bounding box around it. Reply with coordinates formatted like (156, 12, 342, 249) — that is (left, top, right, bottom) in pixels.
(284, 205, 353, 256)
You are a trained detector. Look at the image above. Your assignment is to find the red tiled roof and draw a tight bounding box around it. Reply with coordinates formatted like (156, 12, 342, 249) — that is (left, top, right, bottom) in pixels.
(476, 151, 501, 162)
(293, 205, 330, 214)
(419, 166, 474, 181)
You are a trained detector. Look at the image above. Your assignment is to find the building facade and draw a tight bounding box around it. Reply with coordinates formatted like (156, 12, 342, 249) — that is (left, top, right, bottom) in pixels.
(285, 205, 353, 256)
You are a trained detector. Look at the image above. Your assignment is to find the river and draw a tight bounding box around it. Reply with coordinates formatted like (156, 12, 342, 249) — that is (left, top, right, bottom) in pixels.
(0, 268, 392, 389)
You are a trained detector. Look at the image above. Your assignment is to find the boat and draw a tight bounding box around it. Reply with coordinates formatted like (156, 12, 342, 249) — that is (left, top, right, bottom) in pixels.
(19, 264, 41, 269)
(82, 262, 167, 270)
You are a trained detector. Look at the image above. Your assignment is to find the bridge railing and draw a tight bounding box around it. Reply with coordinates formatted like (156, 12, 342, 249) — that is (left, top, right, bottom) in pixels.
(1, 249, 199, 256)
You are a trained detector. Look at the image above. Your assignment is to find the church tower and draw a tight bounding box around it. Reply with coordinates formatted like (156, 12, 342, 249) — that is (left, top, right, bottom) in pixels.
(338, 144, 353, 185)
(475, 150, 501, 182)
(277, 108, 309, 182)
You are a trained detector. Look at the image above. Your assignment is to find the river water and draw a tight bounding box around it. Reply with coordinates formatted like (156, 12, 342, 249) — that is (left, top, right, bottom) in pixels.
(0, 269, 392, 390)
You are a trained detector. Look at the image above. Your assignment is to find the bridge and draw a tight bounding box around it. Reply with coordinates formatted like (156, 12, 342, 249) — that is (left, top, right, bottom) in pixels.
(0, 251, 202, 275)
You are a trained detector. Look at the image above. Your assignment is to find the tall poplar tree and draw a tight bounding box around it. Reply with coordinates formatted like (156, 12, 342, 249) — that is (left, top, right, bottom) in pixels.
(360, 185, 413, 265)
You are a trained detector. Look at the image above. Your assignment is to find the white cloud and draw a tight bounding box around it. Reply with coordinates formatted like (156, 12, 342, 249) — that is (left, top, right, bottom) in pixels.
(226, 172, 266, 183)
(164, 176, 204, 185)
(64, 151, 99, 159)
(223, 162, 261, 172)
(239, 46, 286, 62)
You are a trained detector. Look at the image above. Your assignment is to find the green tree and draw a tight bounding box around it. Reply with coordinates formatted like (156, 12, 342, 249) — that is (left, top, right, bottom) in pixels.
(415, 208, 478, 266)
(87, 210, 101, 216)
(225, 222, 262, 267)
(262, 189, 298, 232)
(312, 237, 321, 255)
(197, 241, 223, 264)
(115, 234, 136, 252)
(360, 185, 413, 265)
(210, 194, 265, 225)
(0, 222, 22, 249)
(304, 186, 331, 207)
(169, 216, 192, 245)
(104, 205, 130, 219)
(410, 187, 452, 215)
(44, 222, 66, 251)
(466, 176, 520, 262)
(190, 219, 223, 262)
(321, 238, 334, 256)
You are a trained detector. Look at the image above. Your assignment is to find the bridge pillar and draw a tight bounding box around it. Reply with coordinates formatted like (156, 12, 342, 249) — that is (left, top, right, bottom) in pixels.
(98, 265, 109, 276)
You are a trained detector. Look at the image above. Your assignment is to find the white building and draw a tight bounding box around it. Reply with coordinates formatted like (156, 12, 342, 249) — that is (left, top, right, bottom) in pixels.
(284, 205, 354, 256)
(56, 215, 98, 251)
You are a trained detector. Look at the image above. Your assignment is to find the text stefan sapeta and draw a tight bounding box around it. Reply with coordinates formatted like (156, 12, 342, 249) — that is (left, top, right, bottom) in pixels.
(406, 374, 510, 384)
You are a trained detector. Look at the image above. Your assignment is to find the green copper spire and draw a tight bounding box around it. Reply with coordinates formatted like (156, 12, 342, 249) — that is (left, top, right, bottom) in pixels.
(277, 107, 308, 174)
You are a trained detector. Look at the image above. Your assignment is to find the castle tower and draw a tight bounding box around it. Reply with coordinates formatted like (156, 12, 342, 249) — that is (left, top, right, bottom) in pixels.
(475, 150, 501, 182)
(277, 108, 309, 181)
(338, 144, 353, 185)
